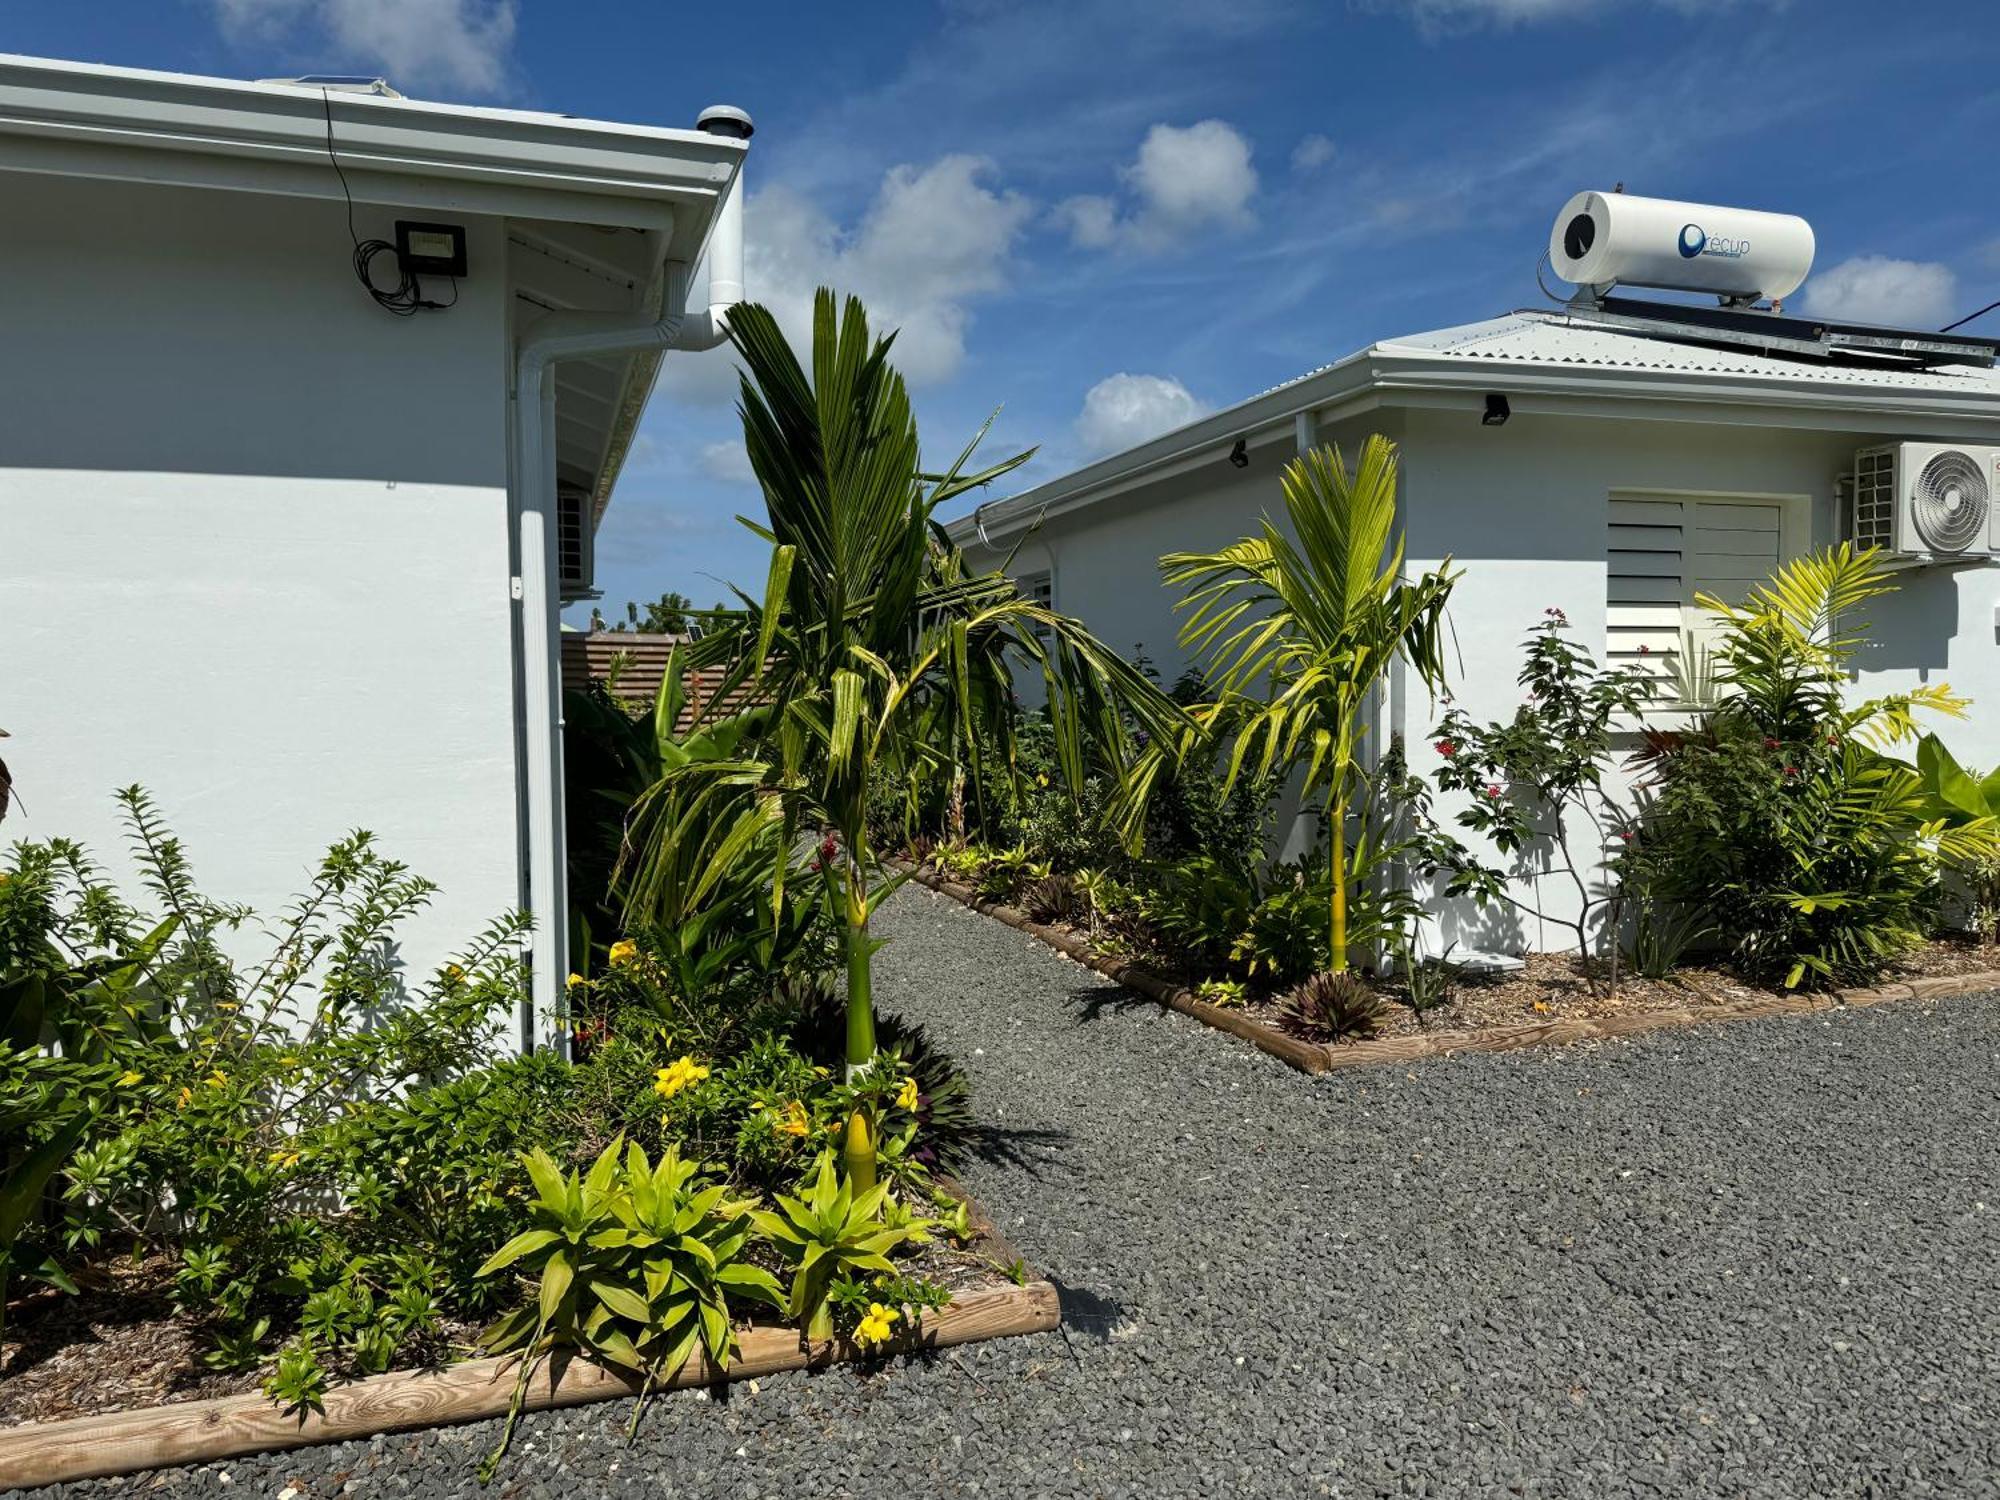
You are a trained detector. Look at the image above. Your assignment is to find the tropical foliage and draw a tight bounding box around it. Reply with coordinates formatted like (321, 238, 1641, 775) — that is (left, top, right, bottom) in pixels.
(1631, 545, 1998, 988)
(616, 290, 1187, 1188)
(1159, 436, 1458, 971)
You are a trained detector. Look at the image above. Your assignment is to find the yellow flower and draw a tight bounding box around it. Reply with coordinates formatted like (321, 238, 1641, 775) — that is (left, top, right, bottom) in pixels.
(267, 1147, 302, 1168)
(115, 1069, 144, 1088)
(1531, 1000, 1551, 1015)
(608, 939, 639, 968)
(896, 1076, 919, 1112)
(443, 963, 465, 984)
(567, 972, 586, 989)
(652, 1055, 711, 1100)
(776, 1100, 811, 1137)
(853, 1302, 899, 1349)
(175, 1086, 193, 1111)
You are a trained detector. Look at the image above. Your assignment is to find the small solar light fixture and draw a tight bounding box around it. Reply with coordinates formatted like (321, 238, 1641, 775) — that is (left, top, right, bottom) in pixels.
(1482, 393, 1511, 427)
(1228, 437, 1250, 468)
(394, 220, 468, 278)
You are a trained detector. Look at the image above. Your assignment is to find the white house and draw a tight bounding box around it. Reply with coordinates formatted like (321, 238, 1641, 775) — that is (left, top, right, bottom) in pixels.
(950, 266, 2000, 952)
(0, 55, 752, 1045)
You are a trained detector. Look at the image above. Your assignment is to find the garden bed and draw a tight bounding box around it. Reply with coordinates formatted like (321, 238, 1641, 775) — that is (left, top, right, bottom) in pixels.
(905, 865, 2000, 1074)
(0, 1190, 1055, 1489)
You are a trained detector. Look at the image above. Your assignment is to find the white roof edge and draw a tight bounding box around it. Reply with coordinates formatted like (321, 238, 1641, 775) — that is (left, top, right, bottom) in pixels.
(0, 52, 745, 231)
(948, 312, 2000, 547)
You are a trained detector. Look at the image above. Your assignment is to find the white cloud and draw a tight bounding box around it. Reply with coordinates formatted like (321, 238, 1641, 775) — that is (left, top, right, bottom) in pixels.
(213, 0, 516, 96)
(1379, 0, 1782, 29)
(663, 154, 1033, 402)
(1802, 255, 1958, 329)
(1074, 373, 1207, 456)
(697, 441, 755, 485)
(1291, 133, 1337, 172)
(1057, 120, 1259, 254)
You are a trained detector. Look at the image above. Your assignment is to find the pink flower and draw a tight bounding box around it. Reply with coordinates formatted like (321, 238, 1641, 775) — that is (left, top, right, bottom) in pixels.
(1485, 784, 1503, 799)
(1618, 830, 1634, 842)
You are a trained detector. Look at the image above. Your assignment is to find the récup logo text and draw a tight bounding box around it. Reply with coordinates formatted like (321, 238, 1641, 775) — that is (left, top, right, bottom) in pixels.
(1679, 223, 1749, 260)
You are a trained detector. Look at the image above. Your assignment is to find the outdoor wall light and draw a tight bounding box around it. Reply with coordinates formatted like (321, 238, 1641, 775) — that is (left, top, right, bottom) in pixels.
(1482, 393, 1511, 427)
(1228, 438, 1250, 468)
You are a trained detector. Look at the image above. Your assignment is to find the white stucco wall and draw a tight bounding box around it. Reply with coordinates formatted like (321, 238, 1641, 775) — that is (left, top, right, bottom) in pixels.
(970, 395, 2000, 955)
(0, 172, 523, 979)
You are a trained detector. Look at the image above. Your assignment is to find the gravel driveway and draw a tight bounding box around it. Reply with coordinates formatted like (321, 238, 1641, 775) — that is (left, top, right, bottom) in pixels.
(14, 885, 2000, 1499)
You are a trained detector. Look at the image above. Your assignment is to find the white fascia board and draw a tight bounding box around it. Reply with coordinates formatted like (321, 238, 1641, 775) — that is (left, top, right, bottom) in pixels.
(0, 53, 743, 235)
(952, 349, 2000, 547)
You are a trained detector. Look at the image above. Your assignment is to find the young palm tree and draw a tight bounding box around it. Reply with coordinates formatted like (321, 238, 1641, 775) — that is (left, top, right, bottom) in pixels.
(627, 290, 1187, 1186)
(1161, 437, 1457, 971)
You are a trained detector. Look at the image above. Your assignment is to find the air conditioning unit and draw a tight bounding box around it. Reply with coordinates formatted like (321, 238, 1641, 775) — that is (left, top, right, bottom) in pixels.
(1849, 442, 2000, 563)
(556, 487, 596, 599)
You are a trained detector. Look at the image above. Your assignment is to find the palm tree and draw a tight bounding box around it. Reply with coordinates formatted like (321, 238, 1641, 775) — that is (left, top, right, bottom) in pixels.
(626, 290, 1187, 1186)
(1161, 437, 1457, 971)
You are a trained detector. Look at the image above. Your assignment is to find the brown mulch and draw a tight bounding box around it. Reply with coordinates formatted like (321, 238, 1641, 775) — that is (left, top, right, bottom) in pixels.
(1234, 935, 2000, 1044)
(0, 1253, 258, 1427)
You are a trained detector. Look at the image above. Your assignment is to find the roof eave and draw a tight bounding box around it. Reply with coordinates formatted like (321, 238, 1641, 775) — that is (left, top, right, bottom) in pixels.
(950, 348, 2000, 547)
(0, 52, 744, 235)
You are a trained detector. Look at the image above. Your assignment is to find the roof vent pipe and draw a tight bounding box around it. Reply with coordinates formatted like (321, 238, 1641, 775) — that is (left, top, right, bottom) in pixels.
(673, 105, 754, 348)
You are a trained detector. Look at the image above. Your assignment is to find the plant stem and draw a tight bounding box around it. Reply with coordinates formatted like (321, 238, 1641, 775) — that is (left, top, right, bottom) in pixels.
(840, 840, 878, 1191)
(1329, 785, 1349, 973)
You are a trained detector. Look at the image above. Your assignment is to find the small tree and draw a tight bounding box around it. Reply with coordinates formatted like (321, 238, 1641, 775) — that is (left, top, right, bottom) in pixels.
(1159, 437, 1457, 971)
(1428, 609, 1653, 995)
(624, 291, 1188, 1187)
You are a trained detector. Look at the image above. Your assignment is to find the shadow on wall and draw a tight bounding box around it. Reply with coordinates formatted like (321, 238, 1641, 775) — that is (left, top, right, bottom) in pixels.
(1850, 565, 1964, 676)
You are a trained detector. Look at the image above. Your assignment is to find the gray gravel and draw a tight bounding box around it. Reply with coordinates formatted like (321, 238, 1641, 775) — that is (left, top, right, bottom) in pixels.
(14, 885, 2000, 1499)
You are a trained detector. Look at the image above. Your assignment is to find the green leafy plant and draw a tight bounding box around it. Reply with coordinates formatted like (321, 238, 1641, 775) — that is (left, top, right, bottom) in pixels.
(622, 292, 1189, 1189)
(748, 1150, 926, 1342)
(1634, 547, 1997, 988)
(1390, 935, 1458, 1027)
(477, 1138, 784, 1472)
(1431, 611, 1655, 995)
(1194, 977, 1249, 1007)
(1160, 436, 1458, 971)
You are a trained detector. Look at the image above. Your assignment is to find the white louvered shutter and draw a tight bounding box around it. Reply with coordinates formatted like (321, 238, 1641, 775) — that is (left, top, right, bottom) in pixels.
(1607, 494, 1786, 708)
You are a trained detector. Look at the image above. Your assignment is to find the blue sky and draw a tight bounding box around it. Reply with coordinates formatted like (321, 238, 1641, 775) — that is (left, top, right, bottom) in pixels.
(16, 0, 1999, 622)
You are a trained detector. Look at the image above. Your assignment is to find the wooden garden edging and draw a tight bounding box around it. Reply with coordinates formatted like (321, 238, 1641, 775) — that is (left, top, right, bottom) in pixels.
(902, 864, 2000, 1076)
(0, 1280, 1058, 1490)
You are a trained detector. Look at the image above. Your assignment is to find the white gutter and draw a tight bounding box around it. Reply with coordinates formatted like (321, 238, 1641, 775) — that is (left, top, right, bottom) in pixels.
(512, 107, 750, 1050)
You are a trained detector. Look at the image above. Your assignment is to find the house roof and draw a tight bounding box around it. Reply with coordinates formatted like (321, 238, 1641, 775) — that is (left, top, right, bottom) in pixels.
(949, 309, 2000, 547)
(0, 52, 750, 533)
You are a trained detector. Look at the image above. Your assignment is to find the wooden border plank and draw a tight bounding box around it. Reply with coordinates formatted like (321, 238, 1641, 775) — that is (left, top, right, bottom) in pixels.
(902, 863, 2000, 1077)
(0, 1280, 1059, 1490)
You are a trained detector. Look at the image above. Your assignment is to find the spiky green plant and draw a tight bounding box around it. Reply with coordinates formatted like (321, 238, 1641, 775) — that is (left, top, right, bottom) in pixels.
(749, 1150, 926, 1342)
(622, 291, 1189, 1187)
(1160, 437, 1458, 971)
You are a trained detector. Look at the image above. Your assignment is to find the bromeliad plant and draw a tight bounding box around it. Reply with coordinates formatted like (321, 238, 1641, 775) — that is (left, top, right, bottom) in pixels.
(1160, 437, 1458, 972)
(622, 291, 1189, 1189)
(477, 1138, 784, 1472)
(749, 1149, 928, 1342)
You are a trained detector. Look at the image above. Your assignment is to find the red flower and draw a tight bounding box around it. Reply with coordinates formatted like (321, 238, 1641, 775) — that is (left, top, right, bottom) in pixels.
(1618, 830, 1634, 842)
(1638, 643, 1650, 655)
(819, 834, 838, 863)
(1485, 784, 1503, 799)
(1434, 739, 1456, 757)
(1783, 765, 1798, 777)
(1763, 737, 1780, 751)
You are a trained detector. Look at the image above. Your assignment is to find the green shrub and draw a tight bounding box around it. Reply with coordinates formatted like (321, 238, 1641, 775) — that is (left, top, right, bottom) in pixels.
(1632, 547, 1997, 989)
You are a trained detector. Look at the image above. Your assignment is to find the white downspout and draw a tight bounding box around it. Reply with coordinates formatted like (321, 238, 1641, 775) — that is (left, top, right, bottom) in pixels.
(512, 107, 751, 1050)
